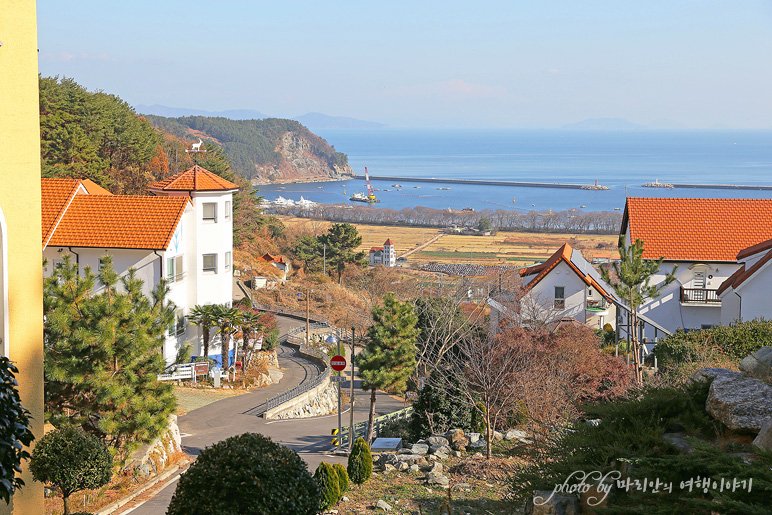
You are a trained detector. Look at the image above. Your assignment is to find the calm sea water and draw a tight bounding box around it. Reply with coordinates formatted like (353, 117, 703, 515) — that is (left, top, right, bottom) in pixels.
(258, 129, 772, 212)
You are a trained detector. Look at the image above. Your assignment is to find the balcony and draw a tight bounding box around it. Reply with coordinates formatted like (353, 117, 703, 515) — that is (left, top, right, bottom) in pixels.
(586, 298, 611, 312)
(680, 287, 720, 305)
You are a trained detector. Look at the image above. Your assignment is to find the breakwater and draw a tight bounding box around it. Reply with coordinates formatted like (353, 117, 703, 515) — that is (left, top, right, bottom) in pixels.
(668, 183, 772, 191)
(352, 175, 609, 190)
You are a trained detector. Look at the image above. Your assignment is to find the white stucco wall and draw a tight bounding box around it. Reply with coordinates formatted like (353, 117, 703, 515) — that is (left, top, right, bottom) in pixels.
(720, 259, 772, 325)
(191, 191, 233, 308)
(636, 261, 739, 337)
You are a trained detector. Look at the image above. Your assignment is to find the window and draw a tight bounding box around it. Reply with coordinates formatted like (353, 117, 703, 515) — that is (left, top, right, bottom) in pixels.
(203, 253, 217, 273)
(203, 203, 217, 222)
(168, 309, 185, 337)
(166, 255, 184, 282)
(554, 286, 565, 309)
(225, 201, 231, 220)
(225, 251, 231, 271)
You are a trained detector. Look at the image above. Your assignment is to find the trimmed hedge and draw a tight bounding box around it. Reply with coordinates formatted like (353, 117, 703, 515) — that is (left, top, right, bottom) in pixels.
(333, 462, 349, 494)
(347, 437, 372, 485)
(654, 319, 772, 368)
(314, 462, 340, 510)
(167, 433, 319, 515)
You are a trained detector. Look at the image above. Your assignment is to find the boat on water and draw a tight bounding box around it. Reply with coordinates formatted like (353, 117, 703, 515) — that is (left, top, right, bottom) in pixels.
(349, 167, 380, 203)
(392, 184, 402, 187)
(414, 186, 421, 189)
(615, 207, 621, 210)
(437, 187, 451, 190)
(383, 189, 391, 192)
(580, 205, 586, 208)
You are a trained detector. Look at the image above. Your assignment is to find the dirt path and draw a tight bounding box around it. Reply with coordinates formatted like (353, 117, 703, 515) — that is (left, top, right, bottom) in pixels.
(399, 232, 444, 259)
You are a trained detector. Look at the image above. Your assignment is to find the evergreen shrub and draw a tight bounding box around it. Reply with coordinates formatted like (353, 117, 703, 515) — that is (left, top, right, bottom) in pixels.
(167, 433, 319, 515)
(314, 462, 341, 510)
(333, 463, 349, 493)
(29, 426, 112, 515)
(0, 358, 34, 503)
(347, 437, 372, 485)
(409, 371, 475, 440)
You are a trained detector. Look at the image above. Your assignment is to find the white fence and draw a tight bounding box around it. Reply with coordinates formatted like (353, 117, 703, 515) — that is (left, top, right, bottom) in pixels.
(157, 363, 227, 382)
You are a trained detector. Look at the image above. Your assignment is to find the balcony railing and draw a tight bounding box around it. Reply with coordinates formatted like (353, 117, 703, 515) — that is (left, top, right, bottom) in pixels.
(586, 298, 610, 311)
(680, 287, 720, 305)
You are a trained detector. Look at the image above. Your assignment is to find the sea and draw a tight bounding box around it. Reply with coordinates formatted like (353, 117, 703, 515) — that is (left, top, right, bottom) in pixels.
(257, 129, 772, 213)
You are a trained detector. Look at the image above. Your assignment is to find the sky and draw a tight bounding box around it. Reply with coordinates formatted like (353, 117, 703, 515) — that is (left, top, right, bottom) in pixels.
(36, 1, 772, 129)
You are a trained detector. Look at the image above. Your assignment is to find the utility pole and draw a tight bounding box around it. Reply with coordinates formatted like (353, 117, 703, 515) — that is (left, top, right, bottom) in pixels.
(323, 243, 326, 276)
(306, 288, 311, 346)
(349, 326, 356, 451)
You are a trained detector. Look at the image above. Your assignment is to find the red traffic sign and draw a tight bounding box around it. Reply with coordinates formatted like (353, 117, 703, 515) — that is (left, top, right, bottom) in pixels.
(330, 355, 347, 371)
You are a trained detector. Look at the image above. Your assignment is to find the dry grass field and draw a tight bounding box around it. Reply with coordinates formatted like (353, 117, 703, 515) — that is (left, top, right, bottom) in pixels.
(275, 216, 619, 267)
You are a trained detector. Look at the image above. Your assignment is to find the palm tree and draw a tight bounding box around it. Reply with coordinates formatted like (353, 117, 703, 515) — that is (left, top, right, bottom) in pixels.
(187, 304, 217, 359)
(213, 305, 241, 370)
(238, 310, 265, 367)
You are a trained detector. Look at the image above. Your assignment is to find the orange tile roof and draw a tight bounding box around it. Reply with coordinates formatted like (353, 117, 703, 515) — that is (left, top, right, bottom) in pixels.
(369, 247, 383, 253)
(258, 253, 285, 264)
(148, 165, 239, 192)
(41, 179, 84, 247)
(623, 197, 772, 262)
(47, 195, 189, 250)
(520, 243, 614, 302)
(717, 249, 772, 295)
(384, 238, 393, 245)
(81, 179, 112, 196)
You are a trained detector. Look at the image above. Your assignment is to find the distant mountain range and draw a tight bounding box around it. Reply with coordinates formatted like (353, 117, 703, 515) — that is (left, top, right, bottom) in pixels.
(135, 104, 387, 129)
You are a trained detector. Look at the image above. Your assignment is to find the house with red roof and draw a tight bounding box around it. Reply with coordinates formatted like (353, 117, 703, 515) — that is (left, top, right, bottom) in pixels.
(717, 238, 772, 324)
(620, 197, 772, 336)
(41, 165, 239, 364)
(369, 238, 396, 267)
(490, 243, 618, 332)
(257, 252, 290, 281)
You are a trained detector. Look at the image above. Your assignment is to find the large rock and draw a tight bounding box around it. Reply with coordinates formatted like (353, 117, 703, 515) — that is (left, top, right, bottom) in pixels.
(426, 471, 450, 487)
(427, 435, 450, 450)
(690, 368, 741, 383)
(376, 499, 393, 511)
(465, 432, 481, 444)
(706, 373, 772, 432)
(740, 347, 772, 380)
(527, 491, 579, 515)
(505, 429, 528, 441)
(469, 439, 486, 449)
(411, 443, 429, 455)
(752, 419, 772, 451)
(447, 429, 469, 451)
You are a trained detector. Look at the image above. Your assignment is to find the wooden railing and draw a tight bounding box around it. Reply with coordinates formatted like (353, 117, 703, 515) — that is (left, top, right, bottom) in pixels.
(680, 287, 720, 304)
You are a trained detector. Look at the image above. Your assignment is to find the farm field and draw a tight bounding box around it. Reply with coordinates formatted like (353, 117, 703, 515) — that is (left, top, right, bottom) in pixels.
(275, 216, 619, 267)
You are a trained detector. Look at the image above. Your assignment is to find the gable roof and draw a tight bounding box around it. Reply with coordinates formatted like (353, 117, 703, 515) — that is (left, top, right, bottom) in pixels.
(80, 179, 112, 196)
(384, 238, 393, 245)
(46, 194, 190, 250)
(718, 237, 772, 296)
(369, 247, 383, 254)
(148, 165, 239, 193)
(41, 178, 85, 248)
(519, 243, 616, 302)
(737, 237, 772, 260)
(258, 253, 285, 264)
(622, 197, 772, 262)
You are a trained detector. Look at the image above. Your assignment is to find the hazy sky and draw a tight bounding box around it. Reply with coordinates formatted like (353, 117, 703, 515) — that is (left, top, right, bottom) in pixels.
(36, 1, 772, 128)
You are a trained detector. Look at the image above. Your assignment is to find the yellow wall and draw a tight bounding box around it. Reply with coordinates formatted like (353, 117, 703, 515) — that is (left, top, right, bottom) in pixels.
(0, 1, 45, 513)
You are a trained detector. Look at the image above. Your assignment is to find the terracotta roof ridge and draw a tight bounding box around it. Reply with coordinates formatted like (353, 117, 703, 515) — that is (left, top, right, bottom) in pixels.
(42, 179, 85, 249)
(737, 237, 772, 260)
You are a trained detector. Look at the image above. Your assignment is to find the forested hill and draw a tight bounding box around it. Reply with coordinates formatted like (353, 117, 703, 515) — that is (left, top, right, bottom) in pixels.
(144, 115, 352, 183)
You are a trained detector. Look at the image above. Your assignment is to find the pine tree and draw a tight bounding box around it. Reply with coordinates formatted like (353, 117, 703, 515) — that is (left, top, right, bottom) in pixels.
(601, 238, 676, 383)
(318, 223, 368, 283)
(44, 255, 176, 460)
(357, 293, 419, 443)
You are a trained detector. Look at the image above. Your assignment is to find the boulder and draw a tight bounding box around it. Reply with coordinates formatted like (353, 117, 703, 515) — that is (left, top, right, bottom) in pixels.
(396, 461, 409, 471)
(432, 444, 452, 456)
(465, 432, 481, 444)
(426, 471, 450, 487)
(469, 439, 486, 449)
(383, 463, 396, 473)
(376, 499, 393, 511)
(491, 430, 504, 442)
(752, 419, 772, 451)
(447, 429, 469, 451)
(706, 373, 772, 432)
(663, 433, 694, 454)
(505, 429, 529, 440)
(434, 449, 450, 460)
(690, 368, 741, 384)
(428, 461, 443, 474)
(527, 491, 579, 515)
(411, 443, 429, 455)
(379, 453, 398, 467)
(740, 347, 772, 380)
(409, 464, 421, 473)
(427, 435, 450, 451)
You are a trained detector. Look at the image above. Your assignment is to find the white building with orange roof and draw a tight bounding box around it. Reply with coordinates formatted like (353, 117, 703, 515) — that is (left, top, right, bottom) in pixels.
(41, 165, 239, 365)
(369, 238, 396, 267)
(620, 197, 772, 337)
(718, 238, 772, 325)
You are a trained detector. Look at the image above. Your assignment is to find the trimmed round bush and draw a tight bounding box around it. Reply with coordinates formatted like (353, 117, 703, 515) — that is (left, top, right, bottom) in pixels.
(29, 426, 112, 515)
(167, 433, 319, 515)
(333, 462, 349, 493)
(314, 462, 341, 510)
(347, 437, 372, 485)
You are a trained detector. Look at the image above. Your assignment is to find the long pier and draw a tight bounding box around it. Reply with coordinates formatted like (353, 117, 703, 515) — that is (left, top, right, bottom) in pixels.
(667, 183, 772, 191)
(352, 175, 608, 190)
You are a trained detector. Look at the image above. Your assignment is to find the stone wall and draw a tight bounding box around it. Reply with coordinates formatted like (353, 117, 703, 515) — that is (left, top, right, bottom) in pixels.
(268, 382, 340, 419)
(125, 414, 183, 478)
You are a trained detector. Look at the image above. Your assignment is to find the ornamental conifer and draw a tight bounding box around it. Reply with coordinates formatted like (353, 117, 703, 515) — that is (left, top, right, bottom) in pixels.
(314, 462, 341, 510)
(347, 437, 373, 485)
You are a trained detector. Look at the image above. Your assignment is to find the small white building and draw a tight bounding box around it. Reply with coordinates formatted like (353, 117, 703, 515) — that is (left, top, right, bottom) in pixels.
(42, 165, 239, 364)
(489, 243, 618, 334)
(257, 252, 290, 281)
(369, 238, 396, 267)
(620, 197, 772, 337)
(718, 238, 772, 324)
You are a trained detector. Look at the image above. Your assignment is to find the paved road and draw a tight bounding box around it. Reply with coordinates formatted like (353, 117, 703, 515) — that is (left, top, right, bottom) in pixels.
(117, 316, 405, 515)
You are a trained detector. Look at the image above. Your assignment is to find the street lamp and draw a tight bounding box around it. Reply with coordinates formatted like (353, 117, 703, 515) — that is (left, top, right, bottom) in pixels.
(326, 333, 341, 449)
(349, 326, 356, 451)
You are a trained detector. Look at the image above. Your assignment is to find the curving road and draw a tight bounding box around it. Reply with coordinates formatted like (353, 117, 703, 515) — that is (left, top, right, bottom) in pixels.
(113, 316, 404, 515)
